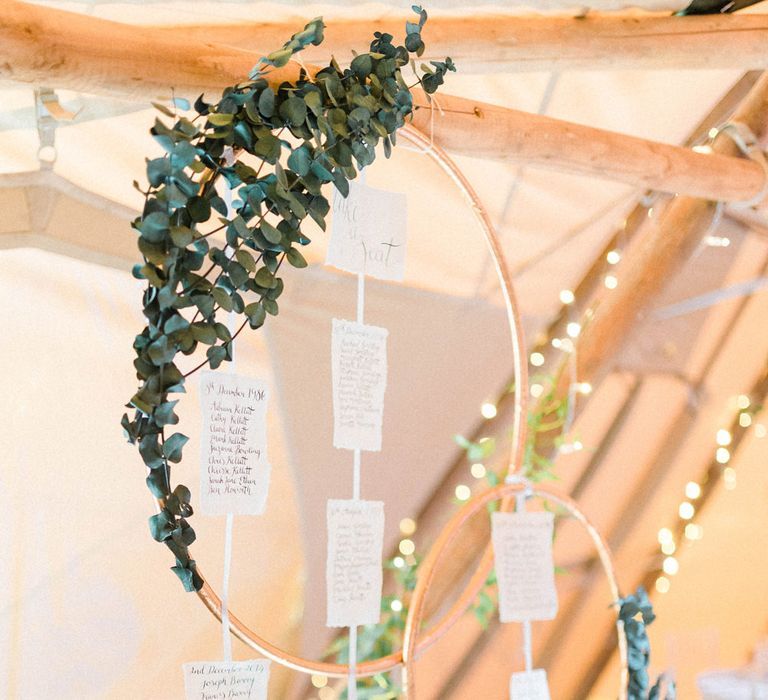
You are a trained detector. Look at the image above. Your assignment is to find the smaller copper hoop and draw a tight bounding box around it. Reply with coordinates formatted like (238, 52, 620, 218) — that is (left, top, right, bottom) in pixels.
(401, 481, 629, 699)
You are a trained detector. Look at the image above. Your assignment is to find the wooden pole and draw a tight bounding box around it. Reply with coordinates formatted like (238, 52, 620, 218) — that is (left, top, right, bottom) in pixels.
(407, 94, 766, 202)
(1, 2, 766, 205)
(188, 13, 768, 74)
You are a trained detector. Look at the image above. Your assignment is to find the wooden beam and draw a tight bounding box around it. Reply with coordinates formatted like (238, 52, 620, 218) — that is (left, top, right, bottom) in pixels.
(573, 76, 768, 389)
(186, 13, 768, 74)
(2, 2, 766, 205)
(0, 0, 304, 98)
(487, 0, 737, 7)
(408, 94, 766, 202)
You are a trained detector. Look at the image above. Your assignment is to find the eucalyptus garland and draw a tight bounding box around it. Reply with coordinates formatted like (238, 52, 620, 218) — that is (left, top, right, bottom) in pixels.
(121, 6, 454, 591)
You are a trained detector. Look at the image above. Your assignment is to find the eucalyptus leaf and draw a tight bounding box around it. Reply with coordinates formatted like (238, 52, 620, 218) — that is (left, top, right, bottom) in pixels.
(286, 247, 308, 268)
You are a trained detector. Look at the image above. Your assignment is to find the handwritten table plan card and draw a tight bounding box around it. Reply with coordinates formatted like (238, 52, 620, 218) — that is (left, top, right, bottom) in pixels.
(326, 179, 408, 281)
(331, 319, 389, 452)
(199, 370, 271, 515)
(510, 669, 551, 700)
(326, 499, 385, 627)
(183, 660, 270, 700)
(491, 511, 558, 623)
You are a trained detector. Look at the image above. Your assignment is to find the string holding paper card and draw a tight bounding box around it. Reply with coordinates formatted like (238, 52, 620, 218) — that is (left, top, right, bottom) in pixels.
(183, 660, 270, 700)
(326, 499, 385, 627)
(331, 319, 389, 452)
(491, 511, 558, 623)
(510, 669, 551, 700)
(326, 179, 408, 281)
(199, 370, 271, 515)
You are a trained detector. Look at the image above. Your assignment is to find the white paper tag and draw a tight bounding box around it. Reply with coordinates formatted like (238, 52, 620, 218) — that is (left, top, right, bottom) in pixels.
(331, 319, 388, 452)
(491, 511, 558, 622)
(182, 660, 270, 700)
(510, 669, 551, 700)
(326, 499, 384, 627)
(327, 179, 408, 281)
(199, 370, 271, 515)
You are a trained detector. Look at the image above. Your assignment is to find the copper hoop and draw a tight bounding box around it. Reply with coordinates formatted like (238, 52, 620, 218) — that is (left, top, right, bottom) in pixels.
(184, 123, 531, 679)
(401, 481, 629, 699)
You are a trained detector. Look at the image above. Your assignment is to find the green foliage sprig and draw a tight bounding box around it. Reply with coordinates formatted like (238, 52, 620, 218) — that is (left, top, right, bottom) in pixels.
(618, 587, 676, 700)
(121, 6, 454, 591)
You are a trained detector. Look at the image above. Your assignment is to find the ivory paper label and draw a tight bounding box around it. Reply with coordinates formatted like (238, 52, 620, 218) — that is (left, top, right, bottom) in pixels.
(327, 179, 408, 281)
(326, 499, 384, 627)
(510, 669, 551, 700)
(491, 511, 558, 622)
(200, 370, 271, 515)
(331, 319, 388, 452)
(183, 660, 270, 700)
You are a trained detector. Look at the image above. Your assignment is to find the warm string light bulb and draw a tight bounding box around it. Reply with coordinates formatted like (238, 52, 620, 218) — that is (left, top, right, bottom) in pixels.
(559, 289, 575, 305)
(566, 322, 582, 338)
(471, 463, 486, 479)
(685, 481, 701, 500)
(399, 518, 416, 536)
(311, 675, 328, 688)
(716, 429, 732, 446)
(530, 352, 545, 367)
(455, 484, 471, 501)
(655, 576, 671, 594)
(481, 402, 497, 419)
(662, 556, 679, 576)
(685, 523, 703, 541)
(739, 412, 752, 428)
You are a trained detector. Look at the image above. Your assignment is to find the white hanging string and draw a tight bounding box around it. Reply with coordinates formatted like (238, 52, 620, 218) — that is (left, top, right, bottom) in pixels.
(346, 267, 366, 700)
(509, 474, 534, 674)
(220, 147, 237, 664)
(221, 302, 237, 663)
(221, 512, 234, 662)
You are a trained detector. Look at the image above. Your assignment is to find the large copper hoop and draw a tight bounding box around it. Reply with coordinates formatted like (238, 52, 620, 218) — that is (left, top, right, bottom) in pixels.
(401, 481, 629, 699)
(184, 123, 531, 678)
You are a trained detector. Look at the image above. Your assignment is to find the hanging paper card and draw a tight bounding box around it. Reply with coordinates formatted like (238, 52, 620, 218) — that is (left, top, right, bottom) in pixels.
(326, 179, 408, 281)
(510, 669, 551, 700)
(331, 319, 388, 452)
(183, 660, 270, 700)
(326, 499, 385, 627)
(199, 370, 271, 515)
(491, 511, 558, 622)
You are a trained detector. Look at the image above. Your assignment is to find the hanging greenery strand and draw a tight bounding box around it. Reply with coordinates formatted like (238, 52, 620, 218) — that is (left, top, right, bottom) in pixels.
(121, 6, 454, 591)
